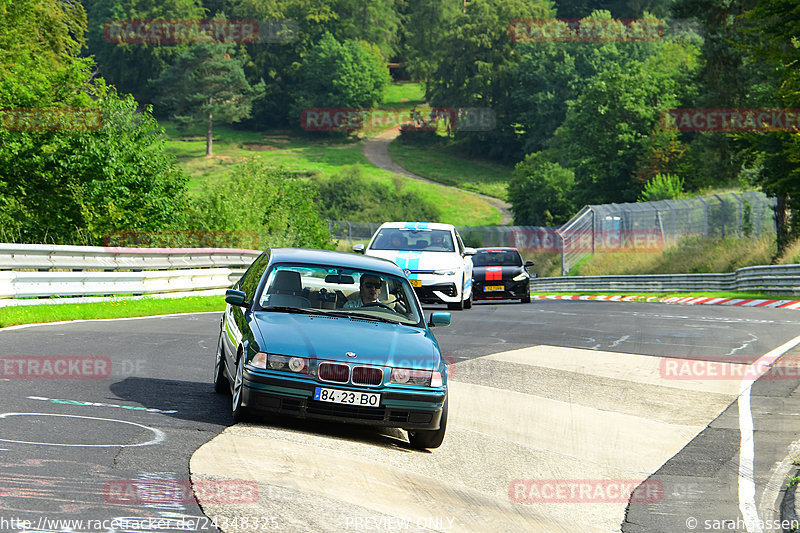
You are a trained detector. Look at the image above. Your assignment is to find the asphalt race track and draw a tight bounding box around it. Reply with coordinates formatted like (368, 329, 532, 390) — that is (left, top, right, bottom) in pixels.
(2, 300, 800, 532)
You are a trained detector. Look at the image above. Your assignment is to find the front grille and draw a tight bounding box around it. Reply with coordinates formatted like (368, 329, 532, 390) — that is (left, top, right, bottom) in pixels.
(389, 411, 410, 423)
(416, 283, 457, 299)
(319, 362, 349, 383)
(352, 366, 383, 386)
(306, 400, 385, 420)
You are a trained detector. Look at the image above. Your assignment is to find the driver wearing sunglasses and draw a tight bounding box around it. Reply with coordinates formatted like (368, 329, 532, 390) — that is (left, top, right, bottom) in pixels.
(343, 274, 382, 309)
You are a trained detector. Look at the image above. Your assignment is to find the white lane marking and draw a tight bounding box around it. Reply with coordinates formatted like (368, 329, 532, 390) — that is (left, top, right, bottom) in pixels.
(0, 413, 165, 447)
(728, 333, 759, 357)
(738, 334, 800, 533)
(609, 335, 631, 349)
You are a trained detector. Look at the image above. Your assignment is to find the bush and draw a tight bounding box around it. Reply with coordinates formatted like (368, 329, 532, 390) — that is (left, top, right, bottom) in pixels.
(0, 85, 188, 244)
(315, 166, 439, 222)
(638, 173, 685, 202)
(508, 152, 576, 226)
(188, 160, 335, 250)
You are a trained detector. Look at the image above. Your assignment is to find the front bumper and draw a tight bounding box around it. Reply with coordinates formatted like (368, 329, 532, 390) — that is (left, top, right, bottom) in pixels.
(241, 368, 446, 430)
(409, 272, 466, 303)
(472, 279, 530, 300)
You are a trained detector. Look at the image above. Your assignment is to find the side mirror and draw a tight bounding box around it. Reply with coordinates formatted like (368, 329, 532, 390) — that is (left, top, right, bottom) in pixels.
(225, 289, 248, 307)
(524, 260, 535, 268)
(353, 244, 365, 254)
(463, 247, 476, 256)
(428, 312, 451, 328)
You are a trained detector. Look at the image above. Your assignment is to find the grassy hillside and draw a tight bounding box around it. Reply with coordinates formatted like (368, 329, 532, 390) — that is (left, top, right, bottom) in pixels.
(162, 83, 503, 226)
(388, 138, 514, 200)
(530, 234, 783, 278)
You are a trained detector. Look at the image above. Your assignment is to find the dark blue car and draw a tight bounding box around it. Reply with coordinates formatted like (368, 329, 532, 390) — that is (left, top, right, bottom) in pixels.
(214, 248, 452, 449)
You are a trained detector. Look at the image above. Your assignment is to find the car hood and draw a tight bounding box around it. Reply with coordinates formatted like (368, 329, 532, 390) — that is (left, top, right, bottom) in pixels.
(252, 312, 439, 368)
(366, 250, 464, 272)
(473, 265, 524, 280)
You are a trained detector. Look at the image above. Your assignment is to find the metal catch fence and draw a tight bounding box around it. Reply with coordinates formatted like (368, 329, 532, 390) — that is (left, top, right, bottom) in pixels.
(328, 191, 777, 276)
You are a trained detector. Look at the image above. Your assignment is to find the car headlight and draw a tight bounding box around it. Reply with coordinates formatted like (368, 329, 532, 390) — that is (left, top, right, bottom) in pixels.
(512, 272, 530, 282)
(434, 269, 457, 276)
(390, 367, 433, 386)
(258, 353, 310, 374)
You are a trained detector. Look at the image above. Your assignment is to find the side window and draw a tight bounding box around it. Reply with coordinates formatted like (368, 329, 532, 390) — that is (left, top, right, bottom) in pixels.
(455, 231, 465, 255)
(239, 253, 270, 302)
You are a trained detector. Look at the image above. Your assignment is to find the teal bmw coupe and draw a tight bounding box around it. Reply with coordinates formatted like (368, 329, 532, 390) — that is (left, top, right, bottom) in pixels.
(214, 248, 452, 449)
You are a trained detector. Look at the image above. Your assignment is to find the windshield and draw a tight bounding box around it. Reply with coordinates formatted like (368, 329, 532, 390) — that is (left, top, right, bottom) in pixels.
(472, 250, 523, 267)
(256, 263, 423, 326)
(369, 228, 455, 252)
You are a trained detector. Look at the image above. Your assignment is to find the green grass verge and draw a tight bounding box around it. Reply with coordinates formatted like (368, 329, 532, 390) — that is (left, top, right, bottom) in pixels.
(0, 296, 225, 328)
(388, 139, 514, 200)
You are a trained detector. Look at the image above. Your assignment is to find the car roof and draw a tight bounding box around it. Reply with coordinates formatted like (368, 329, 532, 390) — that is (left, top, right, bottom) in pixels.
(377, 221, 455, 231)
(268, 248, 405, 276)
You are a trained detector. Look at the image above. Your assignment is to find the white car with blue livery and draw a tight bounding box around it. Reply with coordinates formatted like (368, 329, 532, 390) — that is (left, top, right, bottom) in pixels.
(354, 222, 475, 310)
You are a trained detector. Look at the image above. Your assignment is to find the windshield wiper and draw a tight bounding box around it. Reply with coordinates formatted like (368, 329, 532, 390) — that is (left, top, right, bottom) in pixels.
(261, 306, 320, 315)
(326, 310, 402, 325)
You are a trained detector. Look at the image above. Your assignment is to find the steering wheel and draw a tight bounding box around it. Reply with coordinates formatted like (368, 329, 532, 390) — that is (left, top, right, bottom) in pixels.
(362, 301, 394, 311)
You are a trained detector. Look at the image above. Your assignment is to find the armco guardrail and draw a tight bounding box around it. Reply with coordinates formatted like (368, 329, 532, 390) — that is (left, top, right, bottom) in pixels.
(0, 268, 245, 299)
(0, 243, 261, 271)
(0, 244, 261, 300)
(530, 264, 800, 295)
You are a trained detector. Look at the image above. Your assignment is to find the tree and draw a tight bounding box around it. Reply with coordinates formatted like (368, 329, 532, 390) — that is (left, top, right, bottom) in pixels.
(671, 0, 769, 189)
(551, 41, 698, 205)
(0, 84, 188, 244)
(0, 0, 189, 244)
(291, 33, 390, 123)
(151, 41, 265, 156)
(0, 0, 93, 107)
(737, 0, 800, 250)
(508, 153, 577, 226)
(400, 0, 462, 92)
(333, 0, 402, 59)
(81, 0, 206, 105)
(427, 0, 555, 163)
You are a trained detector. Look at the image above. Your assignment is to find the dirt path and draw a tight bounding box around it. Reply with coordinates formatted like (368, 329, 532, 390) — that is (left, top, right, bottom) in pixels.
(362, 128, 513, 225)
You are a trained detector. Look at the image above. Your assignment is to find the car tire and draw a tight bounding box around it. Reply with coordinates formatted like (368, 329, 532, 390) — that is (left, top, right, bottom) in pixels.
(232, 353, 250, 422)
(213, 333, 229, 394)
(464, 290, 472, 309)
(408, 396, 448, 450)
(522, 282, 531, 303)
